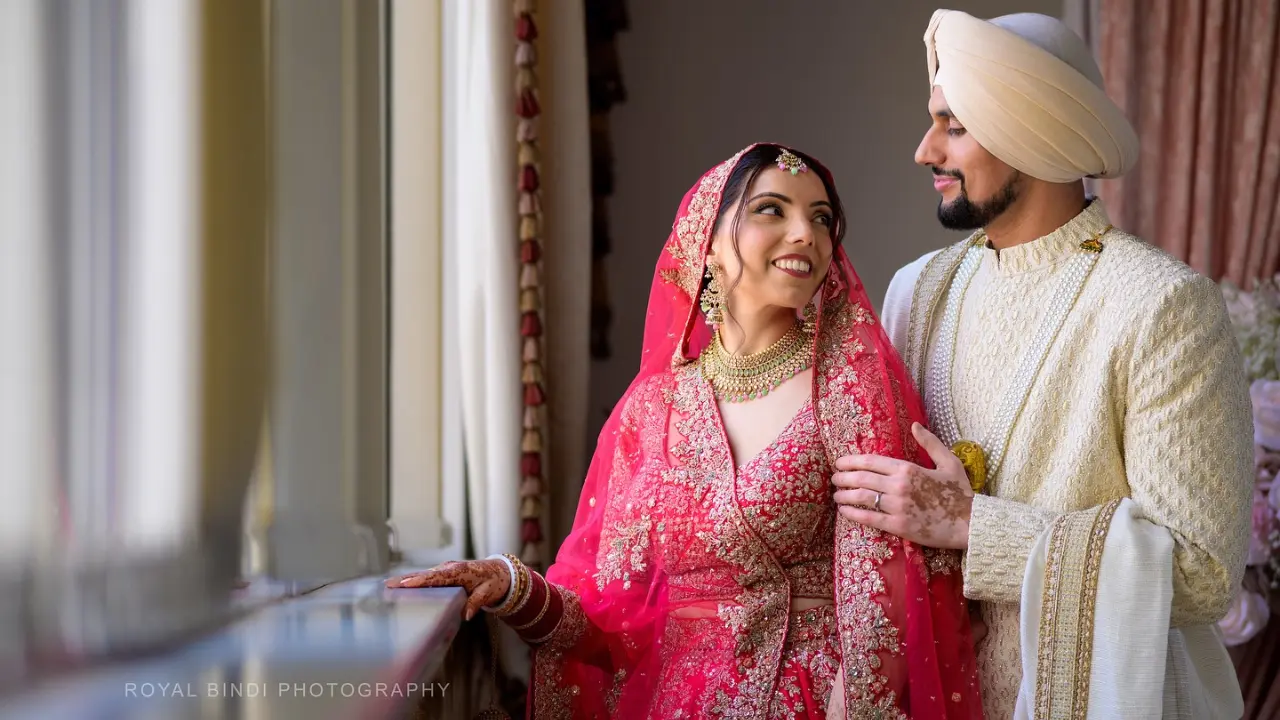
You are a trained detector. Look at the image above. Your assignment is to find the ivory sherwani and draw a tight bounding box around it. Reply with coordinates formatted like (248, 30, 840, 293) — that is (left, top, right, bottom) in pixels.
(882, 200, 1253, 718)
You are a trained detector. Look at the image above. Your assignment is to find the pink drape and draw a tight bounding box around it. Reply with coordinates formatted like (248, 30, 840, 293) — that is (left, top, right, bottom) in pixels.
(1096, 0, 1280, 285)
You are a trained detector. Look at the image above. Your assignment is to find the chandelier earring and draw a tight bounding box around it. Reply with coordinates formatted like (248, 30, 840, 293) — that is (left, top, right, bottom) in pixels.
(802, 301, 818, 335)
(700, 263, 725, 327)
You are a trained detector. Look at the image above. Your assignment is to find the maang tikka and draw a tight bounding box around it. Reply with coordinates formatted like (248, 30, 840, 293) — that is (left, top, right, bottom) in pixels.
(700, 263, 725, 327)
(776, 149, 808, 176)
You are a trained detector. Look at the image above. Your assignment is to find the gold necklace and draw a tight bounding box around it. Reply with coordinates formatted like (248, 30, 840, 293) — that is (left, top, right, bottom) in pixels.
(700, 320, 814, 402)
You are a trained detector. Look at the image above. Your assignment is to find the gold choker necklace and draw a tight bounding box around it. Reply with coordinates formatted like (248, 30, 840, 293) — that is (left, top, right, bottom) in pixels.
(700, 320, 814, 402)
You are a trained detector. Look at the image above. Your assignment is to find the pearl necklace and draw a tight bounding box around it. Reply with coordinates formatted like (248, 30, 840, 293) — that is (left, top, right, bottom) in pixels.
(926, 226, 1110, 492)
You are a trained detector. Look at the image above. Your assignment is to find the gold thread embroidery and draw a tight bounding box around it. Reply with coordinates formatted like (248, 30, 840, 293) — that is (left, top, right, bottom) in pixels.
(1035, 514, 1071, 719)
(905, 239, 973, 389)
(1033, 500, 1123, 719)
(661, 149, 748, 301)
(924, 546, 963, 577)
(530, 586, 589, 719)
(815, 296, 909, 719)
(1071, 499, 1121, 719)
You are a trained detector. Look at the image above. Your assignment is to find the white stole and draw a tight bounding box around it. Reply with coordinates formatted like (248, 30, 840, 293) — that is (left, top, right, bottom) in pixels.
(1014, 498, 1243, 719)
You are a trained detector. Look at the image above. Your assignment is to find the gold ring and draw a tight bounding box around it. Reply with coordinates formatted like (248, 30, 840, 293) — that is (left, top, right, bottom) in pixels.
(873, 491, 883, 513)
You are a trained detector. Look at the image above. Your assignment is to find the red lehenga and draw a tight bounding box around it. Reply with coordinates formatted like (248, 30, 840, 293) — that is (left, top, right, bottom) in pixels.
(502, 145, 982, 719)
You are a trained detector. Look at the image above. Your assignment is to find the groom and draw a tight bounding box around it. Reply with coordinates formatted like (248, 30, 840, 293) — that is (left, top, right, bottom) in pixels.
(833, 9, 1253, 718)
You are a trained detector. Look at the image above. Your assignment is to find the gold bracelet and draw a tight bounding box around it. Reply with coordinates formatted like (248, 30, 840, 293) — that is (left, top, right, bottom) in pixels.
(510, 578, 552, 631)
(508, 566, 536, 616)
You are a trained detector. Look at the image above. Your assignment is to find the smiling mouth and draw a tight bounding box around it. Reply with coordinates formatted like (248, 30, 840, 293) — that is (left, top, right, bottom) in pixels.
(932, 168, 963, 191)
(773, 258, 813, 277)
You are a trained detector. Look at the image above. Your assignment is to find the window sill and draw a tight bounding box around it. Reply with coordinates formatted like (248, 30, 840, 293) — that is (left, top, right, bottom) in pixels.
(0, 573, 466, 720)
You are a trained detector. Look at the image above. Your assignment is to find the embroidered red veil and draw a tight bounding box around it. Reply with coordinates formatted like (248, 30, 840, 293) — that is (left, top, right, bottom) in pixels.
(532, 145, 981, 719)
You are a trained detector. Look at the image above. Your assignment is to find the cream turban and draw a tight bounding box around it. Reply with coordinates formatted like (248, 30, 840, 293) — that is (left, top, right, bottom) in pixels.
(924, 9, 1139, 183)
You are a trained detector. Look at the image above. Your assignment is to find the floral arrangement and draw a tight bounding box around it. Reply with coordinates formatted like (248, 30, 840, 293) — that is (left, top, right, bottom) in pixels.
(1218, 277, 1280, 646)
(1222, 278, 1280, 383)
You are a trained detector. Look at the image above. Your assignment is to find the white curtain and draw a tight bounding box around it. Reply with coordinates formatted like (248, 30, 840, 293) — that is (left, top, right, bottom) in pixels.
(446, 0, 520, 559)
(443, 0, 592, 563)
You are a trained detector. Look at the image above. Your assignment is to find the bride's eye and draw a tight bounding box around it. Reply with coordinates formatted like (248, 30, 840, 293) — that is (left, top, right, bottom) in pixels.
(754, 202, 782, 216)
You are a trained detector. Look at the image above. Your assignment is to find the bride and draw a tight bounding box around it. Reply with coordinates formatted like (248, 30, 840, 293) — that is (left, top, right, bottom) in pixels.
(388, 144, 983, 719)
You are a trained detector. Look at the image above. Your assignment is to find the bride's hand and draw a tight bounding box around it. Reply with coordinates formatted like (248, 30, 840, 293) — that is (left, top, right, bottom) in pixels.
(385, 559, 511, 620)
(831, 423, 974, 550)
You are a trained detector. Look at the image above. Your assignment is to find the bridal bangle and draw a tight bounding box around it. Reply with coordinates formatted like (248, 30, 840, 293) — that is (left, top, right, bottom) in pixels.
(485, 552, 531, 616)
(510, 582, 552, 631)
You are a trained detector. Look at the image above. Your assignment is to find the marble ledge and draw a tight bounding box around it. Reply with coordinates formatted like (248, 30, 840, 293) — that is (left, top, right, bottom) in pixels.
(0, 571, 467, 720)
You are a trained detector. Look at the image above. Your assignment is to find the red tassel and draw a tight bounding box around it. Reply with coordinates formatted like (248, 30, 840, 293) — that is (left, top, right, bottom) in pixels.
(521, 453, 541, 477)
(517, 89, 541, 118)
(520, 239, 540, 264)
(521, 519, 543, 544)
(520, 165, 540, 192)
(516, 14, 538, 42)
(524, 382, 545, 406)
(521, 311, 542, 338)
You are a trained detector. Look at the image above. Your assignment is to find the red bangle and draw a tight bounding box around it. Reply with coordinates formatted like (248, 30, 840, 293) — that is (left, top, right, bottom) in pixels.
(506, 571, 549, 628)
(519, 581, 564, 643)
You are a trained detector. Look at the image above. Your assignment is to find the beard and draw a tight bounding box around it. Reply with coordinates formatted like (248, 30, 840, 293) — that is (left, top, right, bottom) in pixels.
(935, 169, 1022, 231)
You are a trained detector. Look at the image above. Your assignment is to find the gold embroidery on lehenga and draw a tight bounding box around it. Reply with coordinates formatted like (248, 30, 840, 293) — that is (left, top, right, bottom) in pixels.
(594, 377, 667, 591)
(924, 546, 963, 577)
(531, 587, 590, 720)
(667, 366, 792, 718)
(660, 149, 747, 302)
(815, 294, 910, 719)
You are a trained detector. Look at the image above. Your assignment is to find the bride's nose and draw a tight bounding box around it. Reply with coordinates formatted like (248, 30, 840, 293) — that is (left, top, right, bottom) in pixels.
(786, 217, 815, 246)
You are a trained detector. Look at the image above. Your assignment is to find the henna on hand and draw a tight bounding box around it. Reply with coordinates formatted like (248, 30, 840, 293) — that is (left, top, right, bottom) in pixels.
(903, 462, 973, 545)
(385, 559, 511, 620)
(831, 423, 974, 549)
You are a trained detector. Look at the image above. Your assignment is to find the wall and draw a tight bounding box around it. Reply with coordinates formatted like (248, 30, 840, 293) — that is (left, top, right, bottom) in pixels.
(586, 0, 1062, 452)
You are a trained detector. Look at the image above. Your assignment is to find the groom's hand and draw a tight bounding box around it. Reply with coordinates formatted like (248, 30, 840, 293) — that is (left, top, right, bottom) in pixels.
(831, 422, 973, 549)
